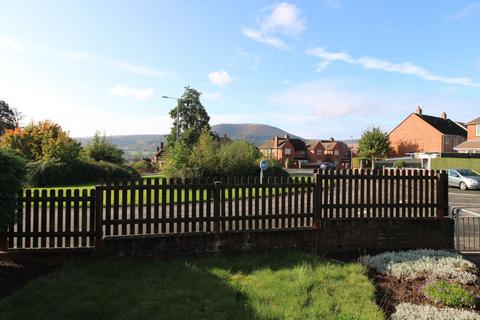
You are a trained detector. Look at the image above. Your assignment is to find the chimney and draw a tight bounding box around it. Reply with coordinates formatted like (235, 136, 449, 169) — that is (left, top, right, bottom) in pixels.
(274, 136, 278, 146)
(156, 146, 160, 152)
(160, 142, 164, 149)
(284, 134, 289, 140)
(441, 112, 447, 119)
(415, 106, 422, 115)
(330, 137, 334, 142)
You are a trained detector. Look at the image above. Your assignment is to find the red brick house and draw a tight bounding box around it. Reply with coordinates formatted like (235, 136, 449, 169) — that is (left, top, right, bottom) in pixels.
(454, 117, 480, 153)
(259, 135, 350, 168)
(389, 107, 467, 156)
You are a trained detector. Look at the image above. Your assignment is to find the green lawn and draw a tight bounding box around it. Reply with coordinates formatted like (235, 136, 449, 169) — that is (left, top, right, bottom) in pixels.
(0, 250, 383, 320)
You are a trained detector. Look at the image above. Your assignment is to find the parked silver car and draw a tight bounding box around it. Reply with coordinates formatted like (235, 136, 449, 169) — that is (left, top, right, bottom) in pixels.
(448, 169, 480, 191)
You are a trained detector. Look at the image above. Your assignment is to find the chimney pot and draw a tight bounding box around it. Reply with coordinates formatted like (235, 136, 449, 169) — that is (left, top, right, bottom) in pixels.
(330, 137, 334, 142)
(441, 112, 447, 119)
(416, 106, 422, 115)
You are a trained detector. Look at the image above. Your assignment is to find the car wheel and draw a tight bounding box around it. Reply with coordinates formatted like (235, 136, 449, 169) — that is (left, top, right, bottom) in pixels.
(460, 182, 468, 191)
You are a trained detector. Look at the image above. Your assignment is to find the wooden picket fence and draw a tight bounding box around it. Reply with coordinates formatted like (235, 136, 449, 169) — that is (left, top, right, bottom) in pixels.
(3, 169, 448, 251)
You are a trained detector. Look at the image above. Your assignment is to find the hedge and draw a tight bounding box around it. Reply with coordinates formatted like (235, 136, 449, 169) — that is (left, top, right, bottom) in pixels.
(431, 158, 480, 173)
(27, 159, 141, 187)
(0, 149, 26, 231)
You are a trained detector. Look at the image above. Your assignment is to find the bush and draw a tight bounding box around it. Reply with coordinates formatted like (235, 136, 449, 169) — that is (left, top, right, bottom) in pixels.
(393, 160, 406, 168)
(423, 280, 477, 308)
(131, 160, 154, 174)
(260, 158, 289, 178)
(359, 249, 477, 284)
(0, 149, 26, 231)
(392, 303, 480, 320)
(26, 160, 141, 187)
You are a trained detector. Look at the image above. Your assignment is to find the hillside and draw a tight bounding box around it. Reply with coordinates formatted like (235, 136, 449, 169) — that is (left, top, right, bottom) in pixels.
(75, 124, 300, 161)
(76, 135, 166, 161)
(211, 123, 299, 145)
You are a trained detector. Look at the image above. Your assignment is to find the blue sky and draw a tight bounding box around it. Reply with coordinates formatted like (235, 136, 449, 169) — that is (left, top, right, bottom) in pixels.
(1, 1, 480, 139)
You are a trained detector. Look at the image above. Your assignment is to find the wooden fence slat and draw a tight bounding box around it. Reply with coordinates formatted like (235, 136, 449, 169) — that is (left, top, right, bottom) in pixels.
(65, 189, 72, 248)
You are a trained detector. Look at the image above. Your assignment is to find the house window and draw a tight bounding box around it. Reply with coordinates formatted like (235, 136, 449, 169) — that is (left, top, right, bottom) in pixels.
(300, 150, 306, 155)
(477, 124, 480, 137)
(316, 149, 323, 155)
(334, 150, 339, 155)
(284, 148, 291, 155)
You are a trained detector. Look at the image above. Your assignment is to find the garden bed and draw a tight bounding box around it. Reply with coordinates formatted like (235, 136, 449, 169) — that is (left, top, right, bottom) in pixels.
(362, 249, 480, 319)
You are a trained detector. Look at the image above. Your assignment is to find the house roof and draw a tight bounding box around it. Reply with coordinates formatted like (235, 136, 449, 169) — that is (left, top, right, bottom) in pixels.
(417, 114, 467, 137)
(454, 140, 480, 150)
(259, 137, 307, 151)
(467, 117, 480, 125)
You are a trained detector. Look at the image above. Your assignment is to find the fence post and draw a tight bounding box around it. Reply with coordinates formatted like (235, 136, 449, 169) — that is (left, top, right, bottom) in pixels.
(436, 171, 448, 218)
(95, 186, 104, 248)
(213, 181, 221, 233)
(314, 173, 321, 229)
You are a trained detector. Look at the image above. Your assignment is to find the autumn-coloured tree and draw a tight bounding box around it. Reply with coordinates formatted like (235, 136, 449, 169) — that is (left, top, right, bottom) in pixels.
(0, 120, 81, 163)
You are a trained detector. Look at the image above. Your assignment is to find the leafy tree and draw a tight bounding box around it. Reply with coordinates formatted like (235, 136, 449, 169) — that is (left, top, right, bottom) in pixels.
(188, 127, 218, 176)
(358, 126, 391, 169)
(0, 149, 26, 231)
(0, 100, 21, 136)
(166, 87, 211, 148)
(82, 132, 124, 165)
(0, 120, 80, 163)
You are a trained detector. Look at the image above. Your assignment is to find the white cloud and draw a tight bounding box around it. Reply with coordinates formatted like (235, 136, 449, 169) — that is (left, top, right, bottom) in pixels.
(115, 61, 170, 78)
(202, 92, 222, 101)
(108, 84, 154, 100)
(208, 70, 233, 87)
(241, 27, 288, 50)
(59, 49, 91, 61)
(0, 34, 26, 53)
(307, 47, 480, 88)
(260, 2, 306, 36)
(445, 2, 480, 22)
(242, 2, 305, 49)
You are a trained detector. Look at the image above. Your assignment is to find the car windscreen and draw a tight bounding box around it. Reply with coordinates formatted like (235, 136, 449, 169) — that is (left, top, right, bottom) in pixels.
(457, 169, 479, 177)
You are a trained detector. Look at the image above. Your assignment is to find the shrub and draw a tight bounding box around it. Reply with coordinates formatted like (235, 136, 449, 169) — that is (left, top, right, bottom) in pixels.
(392, 303, 480, 320)
(359, 249, 477, 284)
(260, 158, 289, 178)
(423, 280, 477, 308)
(392, 160, 406, 168)
(131, 160, 154, 174)
(26, 160, 141, 187)
(0, 149, 26, 231)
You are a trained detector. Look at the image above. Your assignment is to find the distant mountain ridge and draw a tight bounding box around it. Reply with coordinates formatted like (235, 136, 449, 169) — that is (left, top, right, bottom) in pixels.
(74, 124, 318, 161)
(211, 123, 299, 145)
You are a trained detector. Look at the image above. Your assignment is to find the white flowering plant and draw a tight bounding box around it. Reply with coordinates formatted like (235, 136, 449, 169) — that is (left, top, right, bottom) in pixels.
(391, 303, 480, 320)
(359, 249, 477, 284)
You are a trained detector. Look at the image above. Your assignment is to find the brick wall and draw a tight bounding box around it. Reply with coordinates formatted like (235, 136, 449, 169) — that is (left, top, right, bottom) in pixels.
(390, 114, 443, 155)
(468, 124, 480, 141)
(99, 218, 454, 258)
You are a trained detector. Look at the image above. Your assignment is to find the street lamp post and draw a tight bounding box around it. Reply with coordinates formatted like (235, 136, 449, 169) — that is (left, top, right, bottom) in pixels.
(162, 95, 184, 141)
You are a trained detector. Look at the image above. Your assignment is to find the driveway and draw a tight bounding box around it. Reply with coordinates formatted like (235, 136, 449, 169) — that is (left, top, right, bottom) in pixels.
(449, 188, 480, 216)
